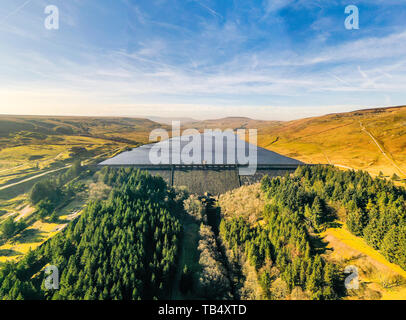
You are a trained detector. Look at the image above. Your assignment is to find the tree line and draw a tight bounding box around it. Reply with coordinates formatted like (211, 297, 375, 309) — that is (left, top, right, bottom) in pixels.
(219, 165, 405, 299)
(30, 160, 88, 222)
(220, 212, 341, 300)
(0, 168, 181, 300)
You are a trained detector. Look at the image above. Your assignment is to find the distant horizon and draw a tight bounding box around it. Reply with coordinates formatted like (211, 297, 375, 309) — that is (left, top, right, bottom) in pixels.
(0, 104, 404, 122)
(1, 1, 406, 120)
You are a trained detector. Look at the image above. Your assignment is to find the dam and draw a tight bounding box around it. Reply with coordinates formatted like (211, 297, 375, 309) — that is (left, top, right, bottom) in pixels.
(99, 132, 304, 194)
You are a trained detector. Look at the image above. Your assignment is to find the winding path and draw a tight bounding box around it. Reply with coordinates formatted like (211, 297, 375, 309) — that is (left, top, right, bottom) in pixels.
(0, 166, 71, 191)
(359, 121, 405, 176)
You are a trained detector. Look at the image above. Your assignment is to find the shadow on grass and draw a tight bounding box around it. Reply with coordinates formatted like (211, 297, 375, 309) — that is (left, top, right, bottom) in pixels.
(171, 213, 202, 300)
(0, 248, 21, 257)
(328, 221, 343, 228)
(0, 168, 37, 179)
(310, 220, 343, 254)
(344, 253, 366, 264)
(13, 228, 45, 244)
(48, 216, 70, 224)
(310, 234, 332, 255)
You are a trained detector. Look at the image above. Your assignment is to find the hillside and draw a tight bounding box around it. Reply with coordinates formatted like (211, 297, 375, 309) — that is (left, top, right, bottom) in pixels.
(2, 106, 405, 181)
(0, 116, 166, 265)
(147, 116, 197, 125)
(0, 116, 164, 192)
(187, 117, 281, 131)
(255, 106, 406, 179)
(0, 169, 182, 300)
(184, 106, 406, 180)
(0, 107, 405, 301)
(0, 115, 162, 144)
(1, 161, 405, 300)
(218, 165, 406, 300)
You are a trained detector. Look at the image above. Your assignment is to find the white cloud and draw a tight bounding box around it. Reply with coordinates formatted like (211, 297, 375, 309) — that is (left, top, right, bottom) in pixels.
(1, 0, 406, 120)
(263, 0, 295, 17)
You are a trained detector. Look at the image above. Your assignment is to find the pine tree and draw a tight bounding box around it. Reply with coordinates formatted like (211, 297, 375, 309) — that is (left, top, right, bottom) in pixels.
(380, 226, 400, 263)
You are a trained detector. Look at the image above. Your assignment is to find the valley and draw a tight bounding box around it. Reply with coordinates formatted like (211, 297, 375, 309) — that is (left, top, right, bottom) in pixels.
(185, 106, 406, 180)
(0, 106, 405, 300)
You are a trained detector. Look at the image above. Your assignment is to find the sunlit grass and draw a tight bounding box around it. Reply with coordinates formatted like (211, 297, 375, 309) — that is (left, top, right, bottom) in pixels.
(323, 225, 406, 300)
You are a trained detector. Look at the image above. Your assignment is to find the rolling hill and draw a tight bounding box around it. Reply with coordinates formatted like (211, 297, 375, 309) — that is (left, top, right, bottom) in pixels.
(0, 115, 163, 145)
(0, 107, 405, 300)
(1, 106, 405, 181)
(186, 106, 406, 180)
(0, 116, 165, 200)
(256, 106, 406, 179)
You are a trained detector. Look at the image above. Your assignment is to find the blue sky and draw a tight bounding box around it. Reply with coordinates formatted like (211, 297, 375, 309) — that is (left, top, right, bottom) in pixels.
(0, 0, 405, 120)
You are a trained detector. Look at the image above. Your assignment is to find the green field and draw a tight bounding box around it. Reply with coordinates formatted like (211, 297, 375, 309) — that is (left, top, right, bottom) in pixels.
(187, 106, 406, 180)
(0, 109, 405, 300)
(0, 116, 162, 264)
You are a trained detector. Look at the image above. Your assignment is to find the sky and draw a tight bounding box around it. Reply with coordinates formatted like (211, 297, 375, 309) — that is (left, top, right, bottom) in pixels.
(0, 0, 406, 120)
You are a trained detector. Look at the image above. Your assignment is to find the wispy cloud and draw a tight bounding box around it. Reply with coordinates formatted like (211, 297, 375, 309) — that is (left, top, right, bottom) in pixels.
(0, 0, 405, 119)
(0, 0, 32, 24)
(193, 0, 223, 19)
(263, 0, 295, 18)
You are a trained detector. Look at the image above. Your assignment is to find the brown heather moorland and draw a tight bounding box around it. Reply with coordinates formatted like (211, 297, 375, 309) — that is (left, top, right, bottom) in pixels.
(186, 106, 406, 180)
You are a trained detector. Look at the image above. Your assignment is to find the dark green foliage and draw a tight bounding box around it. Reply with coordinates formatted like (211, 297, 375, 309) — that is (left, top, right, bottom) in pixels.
(221, 170, 342, 299)
(179, 265, 194, 294)
(293, 165, 406, 270)
(220, 214, 340, 300)
(36, 200, 55, 221)
(3, 164, 404, 301)
(380, 226, 406, 270)
(0, 169, 181, 300)
(363, 218, 384, 249)
(221, 164, 406, 299)
(30, 180, 62, 205)
(0, 217, 26, 240)
(29, 160, 88, 220)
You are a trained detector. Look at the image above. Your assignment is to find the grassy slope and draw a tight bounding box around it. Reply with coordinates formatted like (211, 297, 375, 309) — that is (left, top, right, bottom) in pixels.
(256, 106, 406, 178)
(0, 177, 93, 263)
(187, 106, 406, 179)
(188, 117, 281, 131)
(0, 116, 162, 264)
(0, 115, 161, 140)
(198, 109, 406, 299)
(219, 183, 406, 300)
(323, 226, 406, 300)
(0, 116, 163, 187)
(0, 107, 404, 289)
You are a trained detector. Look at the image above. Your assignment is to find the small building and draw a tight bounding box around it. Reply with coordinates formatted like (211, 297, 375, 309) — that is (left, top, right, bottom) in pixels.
(99, 132, 304, 195)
